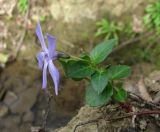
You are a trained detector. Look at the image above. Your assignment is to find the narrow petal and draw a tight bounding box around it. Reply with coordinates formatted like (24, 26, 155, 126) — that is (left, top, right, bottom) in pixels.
(46, 33, 56, 58)
(48, 60, 59, 95)
(42, 62, 48, 89)
(36, 52, 44, 69)
(36, 21, 48, 52)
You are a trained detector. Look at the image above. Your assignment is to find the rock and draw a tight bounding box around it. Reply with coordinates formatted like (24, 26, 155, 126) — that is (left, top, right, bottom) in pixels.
(0, 61, 41, 95)
(0, 103, 8, 117)
(0, 61, 41, 114)
(144, 71, 160, 92)
(52, 105, 132, 132)
(3, 91, 18, 106)
(55, 79, 86, 112)
(23, 110, 34, 122)
(44, 0, 148, 53)
(10, 87, 39, 114)
(52, 105, 101, 132)
(0, 115, 21, 131)
(49, 0, 145, 23)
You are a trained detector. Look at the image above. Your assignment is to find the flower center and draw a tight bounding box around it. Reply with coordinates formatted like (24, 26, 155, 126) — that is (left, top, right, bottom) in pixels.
(44, 53, 50, 62)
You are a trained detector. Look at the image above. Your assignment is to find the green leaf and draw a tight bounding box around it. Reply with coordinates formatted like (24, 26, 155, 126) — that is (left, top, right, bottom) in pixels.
(60, 59, 95, 78)
(91, 71, 109, 94)
(85, 82, 113, 107)
(107, 65, 131, 80)
(113, 88, 127, 102)
(90, 39, 117, 64)
(18, 0, 28, 14)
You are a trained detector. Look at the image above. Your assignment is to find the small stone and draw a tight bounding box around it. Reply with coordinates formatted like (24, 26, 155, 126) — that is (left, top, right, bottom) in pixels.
(1, 115, 21, 131)
(140, 120, 147, 130)
(23, 110, 34, 122)
(0, 103, 8, 117)
(3, 91, 18, 106)
(10, 87, 39, 114)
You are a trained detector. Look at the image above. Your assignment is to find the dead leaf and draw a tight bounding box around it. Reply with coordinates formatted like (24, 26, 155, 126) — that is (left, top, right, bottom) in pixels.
(132, 15, 143, 33)
(0, 0, 16, 17)
(138, 77, 152, 102)
(153, 91, 160, 103)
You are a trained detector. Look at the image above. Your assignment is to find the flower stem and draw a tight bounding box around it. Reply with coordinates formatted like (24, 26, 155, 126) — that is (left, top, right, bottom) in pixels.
(70, 55, 89, 62)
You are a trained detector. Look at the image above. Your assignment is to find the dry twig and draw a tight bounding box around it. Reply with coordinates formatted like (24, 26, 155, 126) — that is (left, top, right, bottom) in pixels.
(42, 90, 53, 131)
(112, 31, 154, 54)
(128, 92, 160, 109)
(15, 1, 30, 58)
(73, 110, 160, 132)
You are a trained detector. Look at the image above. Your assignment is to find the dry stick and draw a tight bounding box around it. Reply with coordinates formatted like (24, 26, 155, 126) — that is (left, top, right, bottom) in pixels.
(42, 90, 53, 132)
(112, 31, 154, 54)
(15, 1, 30, 58)
(73, 110, 160, 132)
(128, 92, 160, 109)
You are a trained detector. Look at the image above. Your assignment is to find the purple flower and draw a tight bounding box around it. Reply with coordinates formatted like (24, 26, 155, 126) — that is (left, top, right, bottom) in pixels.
(36, 21, 59, 95)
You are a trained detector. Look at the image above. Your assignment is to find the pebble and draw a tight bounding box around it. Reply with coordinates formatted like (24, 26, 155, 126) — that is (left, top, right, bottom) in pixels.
(10, 87, 39, 114)
(0, 103, 8, 117)
(139, 120, 147, 130)
(3, 91, 18, 106)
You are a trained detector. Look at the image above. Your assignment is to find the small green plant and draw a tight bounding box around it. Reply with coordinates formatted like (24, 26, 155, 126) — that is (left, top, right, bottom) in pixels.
(143, 1, 160, 31)
(18, 0, 28, 14)
(60, 39, 131, 107)
(36, 22, 131, 107)
(95, 19, 122, 40)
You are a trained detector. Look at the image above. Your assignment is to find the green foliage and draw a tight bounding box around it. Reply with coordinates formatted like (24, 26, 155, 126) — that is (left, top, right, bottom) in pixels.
(60, 39, 131, 107)
(18, 0, 28, 14)
(143, 1, 160, 31)
(60, 59, 95, 79)
(90, 39, 117, 64)
(85, 82, 113, 107)
(107, 65, 131, 80)
(95, 19, 121, 39)
(91, 70, 109, 94)
(113, 83, 127, 102)
(95, 18, 134, 42)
